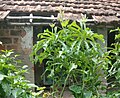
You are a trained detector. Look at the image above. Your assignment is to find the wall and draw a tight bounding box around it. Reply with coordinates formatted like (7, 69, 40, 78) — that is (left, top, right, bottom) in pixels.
(97, 25, 108, 51)
(97, 25, 108, 95)
(0, 24, 34, 83)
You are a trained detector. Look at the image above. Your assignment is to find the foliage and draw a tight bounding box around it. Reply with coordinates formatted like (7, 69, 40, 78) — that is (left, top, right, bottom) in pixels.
(31, 19, 110, 98)
(0, 50, 45, 98)
(106, 28, 120, 97)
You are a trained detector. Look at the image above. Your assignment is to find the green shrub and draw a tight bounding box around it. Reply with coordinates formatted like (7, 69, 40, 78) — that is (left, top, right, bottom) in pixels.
(106, 28, 120, 98)
(0, 50, 44, 98)
(31, 19, 110, 98)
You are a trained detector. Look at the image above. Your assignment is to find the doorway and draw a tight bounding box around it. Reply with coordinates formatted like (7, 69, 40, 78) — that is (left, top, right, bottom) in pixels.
(33, 25, 52, 87)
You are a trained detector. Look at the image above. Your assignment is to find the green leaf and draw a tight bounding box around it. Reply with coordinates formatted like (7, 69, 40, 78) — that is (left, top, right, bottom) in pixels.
(69, 63, 77, 72)
(12, 88, 23, 98)
(115, 34, 120, 40)
(54, 26, 58, 34)
(69, 85, 81, 94)
(61, 20, 69, 27)
(22, 65, 28, 69)
(93, 33, 104, 43)
(42, 33, 51, 37)
(43, 40, 50, 50)
(0, 74, 7, 81)
(50, 23, 55, 28)
(48, 69, 54, 77)
(32, 90, 44, 96)
(37, 87, 46, 91)
(84, 41, 89, 49)
(110, 28, 120, 33)
(6, 51, 14, 57)
(69, 21, 80, 30)
(27, 84, 38, 88)
(39, 52, 48, 64)
(77, 41, 82, 53)
(2, 82, 11, 96)
(84, 91, 92, 98)
(58, 40, 67, 51)
(70, 41, 77, 52)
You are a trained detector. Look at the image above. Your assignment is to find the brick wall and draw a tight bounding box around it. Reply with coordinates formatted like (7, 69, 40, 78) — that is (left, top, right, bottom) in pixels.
(0, 25, 22, 51)
(0, 24, 34, 83)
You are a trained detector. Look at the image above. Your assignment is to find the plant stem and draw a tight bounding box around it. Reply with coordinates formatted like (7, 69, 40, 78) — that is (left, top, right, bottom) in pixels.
(73, 73, 78, 84)
(60, 73, 70, 98)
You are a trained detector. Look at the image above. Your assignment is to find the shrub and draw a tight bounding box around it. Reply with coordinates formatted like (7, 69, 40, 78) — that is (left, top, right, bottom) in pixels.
(31, 19, 110, 98)
(106, 28, 120, 97)
(0, 50, 44, 98)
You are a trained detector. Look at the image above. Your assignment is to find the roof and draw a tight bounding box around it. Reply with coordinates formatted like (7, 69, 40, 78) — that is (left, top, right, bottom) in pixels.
(0, 11, 10, 20)
(0, 0, 120, 23)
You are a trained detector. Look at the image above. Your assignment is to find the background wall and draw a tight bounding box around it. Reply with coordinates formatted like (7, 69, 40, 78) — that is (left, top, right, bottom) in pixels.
(0, 24, 34, 83)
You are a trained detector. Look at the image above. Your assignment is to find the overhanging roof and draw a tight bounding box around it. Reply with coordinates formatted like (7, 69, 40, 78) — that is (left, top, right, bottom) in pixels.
(0, 0, 120, 23)
(0, 11, 10, 21)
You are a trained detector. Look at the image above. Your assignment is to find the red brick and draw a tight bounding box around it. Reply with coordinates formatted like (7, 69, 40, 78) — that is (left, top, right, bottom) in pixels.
(0, 30, 10, 36)
(6, 45, 18, 50)
(10, 30, 21, 36)
(7, 25, 16, 29)
(0, 37, 12, 44)
(13, 38, 20, 44)
(0, 44, 5, 50)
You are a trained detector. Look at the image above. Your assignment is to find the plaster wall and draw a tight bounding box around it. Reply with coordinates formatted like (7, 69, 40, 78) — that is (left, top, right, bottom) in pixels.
(20, 26, 34, 83)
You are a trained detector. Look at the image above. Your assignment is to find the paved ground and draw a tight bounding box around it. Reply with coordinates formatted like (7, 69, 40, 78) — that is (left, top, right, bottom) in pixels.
(48, 90, 74, 98)
(63, 91, 74, 98)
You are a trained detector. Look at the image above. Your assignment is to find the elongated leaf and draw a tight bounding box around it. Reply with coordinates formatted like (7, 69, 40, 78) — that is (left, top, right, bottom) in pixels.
(54, 26, 58, 34)
(50, 23, 55, 28)
(115, 34, 120, 40)
(84, 41, 89, 49)
(0, 74, 7, 81)
(67, 26, 79, 33)
(58, 40, 67, 51)
(61, 20, 69, 27)
(77, 41, 82, 53)
(27, 84, 38, 88)
(93, 33, 104, 42)
(43, 40, 50, 50)
(12, 88, 23, 98)
(42, 33, 51, 37)
(2, 82, 11, 96)
(69, 63, 77, 72)
(37, 87, 46, 91)
(69, 21, 80, 30)
(70, 41, 77, 52)
(22, 65, 28, 69)
(39, 52, 48, 64)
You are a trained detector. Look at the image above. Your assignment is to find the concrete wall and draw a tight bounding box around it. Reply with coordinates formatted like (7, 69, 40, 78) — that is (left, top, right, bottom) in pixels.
(0, 24, 34, 83)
